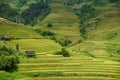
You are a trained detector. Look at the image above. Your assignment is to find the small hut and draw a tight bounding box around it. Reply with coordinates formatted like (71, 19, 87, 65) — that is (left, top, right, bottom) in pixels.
(25, 50, 35, 57)
(1, 36, 11, 41)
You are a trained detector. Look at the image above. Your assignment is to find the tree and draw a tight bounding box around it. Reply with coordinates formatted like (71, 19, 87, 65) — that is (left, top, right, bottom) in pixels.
(92, 0, 107, 6)
(0, 44, 19, 71)
(54, 48, 70, 57)
(16, 44, 19, 51)
(108, 0, 119, 2)
(0, 3, 18, 22)
(47, 23, 52, 27)
(80, 27, 86, 34)
(21, 2, 50, 25)
(18, 0, 27, 7)
(61, 48, 70, 57)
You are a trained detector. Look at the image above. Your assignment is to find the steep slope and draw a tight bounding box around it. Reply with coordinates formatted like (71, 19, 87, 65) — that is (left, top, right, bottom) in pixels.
(0, 1, 120, 80)
(34, 2, 80, 41)
(70, 1, 120, 61)
(86, 3, 120, 42)
(0, 18, 42, 39)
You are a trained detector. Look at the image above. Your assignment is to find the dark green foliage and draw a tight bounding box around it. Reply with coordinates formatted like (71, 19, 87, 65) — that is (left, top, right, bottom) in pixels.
(80, 27, 87, 39)
(51, 36, 72, 46)
(80, 27, 87, 34)
(92, 0, 108, 6)
(72, 3, 96, 23)
(16, 44, 19, 51)
(80, 4, 96, 21)
(21, 2, 50, 25)
(41, 31, 54, 36)
(65, 0, 83, 5)
(26, 71, 64, 77)
(108, 0, 119, 2)
(82, 51, 94, 57)
(106, 44, 120, 57)
(0, 3, 18, 22)
(77, 4, 97, 39)
(0, 44, 19, 71)
(47, 23, 52, 27)
(0, 72, 15, 80)
(106, 32, 118, 40)
(55, 48, 70, 57)
(34, 29, 42, 34)
(18, 0, 27, 7)
(34, 29, 54, 36)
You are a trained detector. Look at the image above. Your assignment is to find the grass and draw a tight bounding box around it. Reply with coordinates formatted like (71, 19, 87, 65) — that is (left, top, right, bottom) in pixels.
(34, 2, 81, 41)
(20, 77, 119, 80)
(7, 39, 62, 53)
(0, 1, 120, 80)
(0, 18, 42, 39)
(86, 3, 120, 42)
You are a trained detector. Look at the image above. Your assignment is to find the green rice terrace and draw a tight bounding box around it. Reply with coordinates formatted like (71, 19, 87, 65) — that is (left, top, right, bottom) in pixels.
(0, 0, 120, 80)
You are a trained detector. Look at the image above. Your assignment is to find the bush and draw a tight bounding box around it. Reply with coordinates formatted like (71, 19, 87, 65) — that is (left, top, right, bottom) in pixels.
(93, 0, 108, 6)
(26, 71, 64, 77)
(106, 32, 118, 40)
(82, 51, 94, 58)
(47, 23, 52, 27)
(34, 29, 54, 36)
(0, 3, 18, 22)
(21, 2, 50, 25)
(0, 43, 19, 71)
(0, 72, 15, 80)
(41, 31, 54, 36)
(106, 44, 120, 57)
(51, 36, 71, 46)
(54, 48, 70, 57)
(108, 0, 119, 2)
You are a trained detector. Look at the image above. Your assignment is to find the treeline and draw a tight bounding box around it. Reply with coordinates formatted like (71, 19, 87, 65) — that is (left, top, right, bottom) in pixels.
(0, 3, 18, 22)
(65, 0, 84, 5)
(0, 1, 51, 26)
(21, 2, 50, 26)
(0, 42, 19, 71)
(69, 0, 119, 38)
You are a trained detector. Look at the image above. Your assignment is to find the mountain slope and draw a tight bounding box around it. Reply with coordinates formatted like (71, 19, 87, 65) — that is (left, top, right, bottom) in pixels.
(0, 18, 42, 39)
(34, 2, 80, 41)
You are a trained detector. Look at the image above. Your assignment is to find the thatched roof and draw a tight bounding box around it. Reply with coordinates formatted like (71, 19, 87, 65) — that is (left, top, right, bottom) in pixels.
(25, 50, 35, 57)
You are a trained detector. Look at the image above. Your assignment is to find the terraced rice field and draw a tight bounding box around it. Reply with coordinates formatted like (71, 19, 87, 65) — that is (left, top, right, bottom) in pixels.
(34, 3, 80, 41)
(0, 18, 42, 39)
(17, 53, 120, 80)
(2, 39, 119, 80)
(7, 39, 62, 53)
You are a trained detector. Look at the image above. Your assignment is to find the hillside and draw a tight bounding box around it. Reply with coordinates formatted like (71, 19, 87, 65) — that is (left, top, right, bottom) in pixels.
(0, 0, 120, 80)
(86, 3, 120, 42)
(34, 2, 80, 41)
(0, 18, 42, 38)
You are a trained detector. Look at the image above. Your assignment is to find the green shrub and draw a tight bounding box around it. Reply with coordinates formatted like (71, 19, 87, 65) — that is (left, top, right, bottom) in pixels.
(93, 0, 108, 6)
(34, 29, 54, 36)
(47, 23, 52, 27)
(41, 31, 54, 36)
(106, 32, 118, 40)
(54, 48, 70, 57)
(0, 43, 19, 71)
(0, 3, 18, 22)
(26, 71, 64, 77)
(82, 51, 94, 57)
(106, 44, 120, 57)
(0, 72, 15, 80)
(21, 2, 51, 25)
(108, 0, 119, 2)
(51, 36, 71, 46)
(34, 29, 41, 34)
